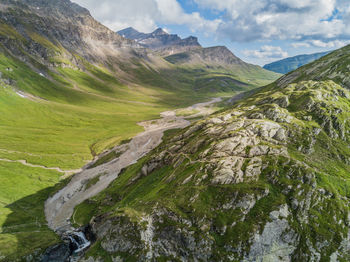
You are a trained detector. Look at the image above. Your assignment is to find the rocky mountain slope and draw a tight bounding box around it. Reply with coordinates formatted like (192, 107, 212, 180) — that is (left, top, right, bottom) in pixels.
(0, 0, 140, 65)
(118, 27, 201, 55)
(73, 46, 350, 261)
(264, 51, 331, 74)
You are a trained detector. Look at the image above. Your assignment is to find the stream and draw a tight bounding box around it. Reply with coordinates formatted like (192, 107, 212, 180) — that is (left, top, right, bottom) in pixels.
(43, 97, 221, 260)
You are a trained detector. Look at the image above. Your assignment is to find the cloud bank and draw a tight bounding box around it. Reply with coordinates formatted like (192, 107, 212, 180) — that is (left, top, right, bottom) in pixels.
(243, 46, 289, 60)
(73, 0, 220, 33)
(194, 0, 350, 43)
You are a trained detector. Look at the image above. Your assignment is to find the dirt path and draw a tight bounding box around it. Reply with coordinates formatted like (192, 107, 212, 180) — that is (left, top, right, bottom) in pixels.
(0, 158, 81, 177)
(45, 97, 221, 232)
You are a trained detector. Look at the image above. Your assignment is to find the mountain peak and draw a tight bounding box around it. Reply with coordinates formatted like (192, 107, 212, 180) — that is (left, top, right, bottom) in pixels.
(152, 28, 169, 36)
(117, 27, 201, 55)
(117, 27, 146, 40)
(123, 27, 138, 32)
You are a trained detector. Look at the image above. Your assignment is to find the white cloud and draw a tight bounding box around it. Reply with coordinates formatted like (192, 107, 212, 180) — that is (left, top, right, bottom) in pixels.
(194, 0, 350, 42)
(243, 45, 289, 59)
(309, 39, 350, 48)
(292, 39, 350, 49)
(291, 42, 311, 48)
(72, 0, 220, 33)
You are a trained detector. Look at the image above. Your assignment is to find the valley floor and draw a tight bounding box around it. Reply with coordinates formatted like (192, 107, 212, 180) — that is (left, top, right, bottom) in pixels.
(46, 98, 222, 233)
(0, 90, 225, 260)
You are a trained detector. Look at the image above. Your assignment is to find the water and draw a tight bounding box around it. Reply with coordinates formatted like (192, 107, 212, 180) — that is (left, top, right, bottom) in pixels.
(40, 230, 91, 262)
(64, 230, 91, 261)
(69, 231, 91, 253)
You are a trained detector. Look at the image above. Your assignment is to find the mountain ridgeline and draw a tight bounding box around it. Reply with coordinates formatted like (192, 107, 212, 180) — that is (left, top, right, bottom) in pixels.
(71, 45, 350, 261)
(264, 51, 331, 74)
(117, 27, 201, 55)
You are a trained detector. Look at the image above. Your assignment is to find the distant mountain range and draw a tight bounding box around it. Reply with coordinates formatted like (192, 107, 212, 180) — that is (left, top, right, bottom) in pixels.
(263, 51, 331, 74)
(117, 27, 280, 90)
(117, 27, 201, 55)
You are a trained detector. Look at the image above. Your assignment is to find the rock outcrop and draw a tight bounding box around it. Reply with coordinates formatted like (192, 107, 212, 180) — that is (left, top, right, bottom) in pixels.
(75, 79, 350, 261)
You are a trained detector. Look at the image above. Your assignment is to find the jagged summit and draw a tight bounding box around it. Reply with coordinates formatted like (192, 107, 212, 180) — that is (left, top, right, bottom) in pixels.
(118, 27, 148, 40)
(151, 28, 168, 36)
(117, 26, 201, 55)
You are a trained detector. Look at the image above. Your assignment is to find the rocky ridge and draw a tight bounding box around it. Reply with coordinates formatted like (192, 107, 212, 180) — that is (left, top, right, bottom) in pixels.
(74, 76, 350, 261)
(117, 27, 201, 56)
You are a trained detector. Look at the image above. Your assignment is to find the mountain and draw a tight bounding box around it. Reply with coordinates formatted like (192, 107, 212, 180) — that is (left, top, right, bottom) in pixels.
(117, 27, 148, 40)
(263, 51, 331, 74)
(1, 0, 140, 64)
(117, 27, 201, 55)
(71, 45, 350, 261)
(0, 0, 280, 260)
(165, 46, 282, 89)
(116, 28, 280, 91)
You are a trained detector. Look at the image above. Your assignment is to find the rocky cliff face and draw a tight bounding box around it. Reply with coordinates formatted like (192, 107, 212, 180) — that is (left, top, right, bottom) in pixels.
(0, 0, 143, 70)
(74, 47, 350, 261)
(118, 27, 201, 56)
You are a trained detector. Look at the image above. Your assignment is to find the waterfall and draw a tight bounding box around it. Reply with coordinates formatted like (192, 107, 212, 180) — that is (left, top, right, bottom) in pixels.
(41, 229, 92, 262)
(66, 231, 91, 254)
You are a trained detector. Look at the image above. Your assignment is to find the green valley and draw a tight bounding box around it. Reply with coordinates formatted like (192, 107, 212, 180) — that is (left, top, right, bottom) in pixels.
(0, 0, 280, 260)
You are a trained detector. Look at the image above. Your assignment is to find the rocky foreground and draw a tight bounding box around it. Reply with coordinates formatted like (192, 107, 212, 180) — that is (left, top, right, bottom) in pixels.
(73, 79, 350, 261)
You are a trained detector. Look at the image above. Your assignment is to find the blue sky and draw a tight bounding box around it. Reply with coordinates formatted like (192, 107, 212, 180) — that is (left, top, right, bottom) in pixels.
(73, 0, 350, 65)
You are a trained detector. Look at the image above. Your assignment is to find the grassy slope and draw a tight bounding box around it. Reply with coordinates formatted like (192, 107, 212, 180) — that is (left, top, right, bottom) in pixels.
(164, 50, 281, 90)
(276, 44, 350, 88)
(0, 53, 212, 259)
(0, 162, 63, 260)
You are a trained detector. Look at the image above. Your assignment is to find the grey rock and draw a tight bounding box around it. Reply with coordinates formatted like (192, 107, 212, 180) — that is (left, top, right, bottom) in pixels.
(40, 244, 70, 262)
(245, 205, 297, 262)
(273, 96, 290, 108)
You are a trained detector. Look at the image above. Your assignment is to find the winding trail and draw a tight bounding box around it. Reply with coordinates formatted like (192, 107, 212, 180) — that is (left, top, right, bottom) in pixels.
(45, 97, 221, 233)
(0, 158, 81, 177)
